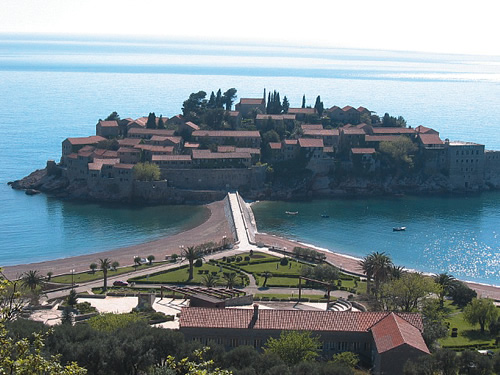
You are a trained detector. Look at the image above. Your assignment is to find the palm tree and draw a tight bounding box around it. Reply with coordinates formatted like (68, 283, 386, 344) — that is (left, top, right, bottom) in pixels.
(147, 255, 155, 265)
(111, 261, 120, 271)
(202, 273, 219, 287)
(89, 263, 97, 274)
(434, 273, 456, 308)
(389, 265, 406, 280)
(133, 257, 142, 270)
(359, 252, 393, 297)
(181, 246, 204, 280)
(21, 270, 44, 292)
(223, 272, 237, 289)
(99, 258, 111, 291)
(261, 271, 273, 287)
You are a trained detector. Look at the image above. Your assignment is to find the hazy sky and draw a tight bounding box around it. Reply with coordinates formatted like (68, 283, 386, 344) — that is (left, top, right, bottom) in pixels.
(1, 0, 499, 56)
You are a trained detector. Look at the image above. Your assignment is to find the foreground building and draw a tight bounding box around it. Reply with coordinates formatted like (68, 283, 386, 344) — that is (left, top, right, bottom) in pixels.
(179, 306, 430, 375)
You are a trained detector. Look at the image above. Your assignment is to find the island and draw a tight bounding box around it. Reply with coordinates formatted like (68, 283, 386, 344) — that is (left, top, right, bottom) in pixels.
(9, 88, 500, 202)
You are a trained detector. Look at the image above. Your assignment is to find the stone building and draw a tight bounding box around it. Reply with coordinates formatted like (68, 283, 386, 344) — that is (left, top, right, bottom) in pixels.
(446, 141, 485, 190)
(179, 306, 429, 375)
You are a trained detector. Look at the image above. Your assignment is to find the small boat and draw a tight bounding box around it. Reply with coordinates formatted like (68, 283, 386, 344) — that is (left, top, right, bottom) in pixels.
(393, 226, 406, 231)
(320, 214, 329, 218)
(285, 211, 298, 215)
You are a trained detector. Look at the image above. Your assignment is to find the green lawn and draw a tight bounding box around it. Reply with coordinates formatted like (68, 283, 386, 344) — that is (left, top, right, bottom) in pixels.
(439, 301, 498, 348)
(50, 262, 170, 284)
(131, 263, 246, 286)
(238, 259, 312, 276)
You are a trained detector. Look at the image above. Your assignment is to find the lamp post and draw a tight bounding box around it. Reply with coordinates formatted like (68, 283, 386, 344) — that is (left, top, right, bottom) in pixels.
(71, 269, 75, 289)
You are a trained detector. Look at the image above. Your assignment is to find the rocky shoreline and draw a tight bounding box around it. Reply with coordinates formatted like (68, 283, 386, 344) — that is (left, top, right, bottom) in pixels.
(9, 166, 498, 203)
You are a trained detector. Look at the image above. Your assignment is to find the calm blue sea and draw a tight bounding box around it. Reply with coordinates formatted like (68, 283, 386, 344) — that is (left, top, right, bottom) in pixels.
(0, 35, 499, 284)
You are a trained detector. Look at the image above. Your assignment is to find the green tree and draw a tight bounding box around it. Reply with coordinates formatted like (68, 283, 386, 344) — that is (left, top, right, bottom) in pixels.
(181, 246, 204, 280)
(105, 111, 120, 121)
(382, 272, 439, 312)
(158, 348, 231, 375)
(61, 305, 74, 326)
(67, 289, 78, 307)
(146, 112, 157, 129)
(449, 280, 477, 307)
(87, 312, 146, 333)
(21, 270, 44, 292)
(111, 261, 119, 271)
(147, 255, 155, 265)
(157, 114, 165, 129)
(359, 251, 393, 297)
(463, 298, 499, 333)
(89, 263, 97, 274)
(134, 256, 142, 270)
(434, 273, 456, 308)
(282, 96, 290, 113)
(202, 273, 219, 288)
(331, 351, 359, 368)
(223, 88, 237, 111)
(314, 95, 324, 116)
(46, 271, 53, 281)
(99, 258, 111, 292)
(223, 272, 237, 289)
(133, 162, 161, 181)
(260, 271, 273, 287)
(263, 330, 320, 365)
(379, 136, 418, 172)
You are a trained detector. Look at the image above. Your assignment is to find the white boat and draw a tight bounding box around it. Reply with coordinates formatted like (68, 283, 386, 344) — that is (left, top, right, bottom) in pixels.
(393, 226, 406, 231)
(285, 211, 298, 215)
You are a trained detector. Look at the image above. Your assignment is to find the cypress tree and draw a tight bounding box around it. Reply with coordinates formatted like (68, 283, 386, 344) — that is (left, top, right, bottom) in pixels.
(215, 89, 223, 108)
(283, 96, 290, 113)
(146, 112, 156, 129)
(302, 95, 306, 108)
(208, 91, 216, 108)
(157, 114, 165, 129)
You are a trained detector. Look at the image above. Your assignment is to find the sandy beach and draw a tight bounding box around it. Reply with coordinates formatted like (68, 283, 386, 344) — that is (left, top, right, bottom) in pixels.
(2, 200, 233, 281)
(3, 197, 499, 301)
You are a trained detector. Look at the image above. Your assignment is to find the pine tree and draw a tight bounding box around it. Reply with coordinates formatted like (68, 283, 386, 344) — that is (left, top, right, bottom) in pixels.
(208, 91, 216, 108)
(283, 96, 290, 113)
(146, 112, 156, 129)
(157, 114, 165, 129)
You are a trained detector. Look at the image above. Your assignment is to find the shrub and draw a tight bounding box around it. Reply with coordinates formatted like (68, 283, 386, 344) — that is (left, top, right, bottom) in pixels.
(194, 258, 203, 267)
(244, 256, 250, 261)
(280, 257, 289, 266)
(222, 256, 227, 261)
(236, 256, 242, 262)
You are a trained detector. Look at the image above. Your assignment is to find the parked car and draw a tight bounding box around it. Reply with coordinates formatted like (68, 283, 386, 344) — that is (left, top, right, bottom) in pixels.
(113, 280, 129, 287)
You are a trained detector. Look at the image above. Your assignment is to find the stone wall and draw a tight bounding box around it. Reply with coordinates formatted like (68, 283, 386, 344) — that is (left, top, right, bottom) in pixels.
(484, 150, 500, 188)
(237, 193, 257, 244)
(223, 195, 237, 242)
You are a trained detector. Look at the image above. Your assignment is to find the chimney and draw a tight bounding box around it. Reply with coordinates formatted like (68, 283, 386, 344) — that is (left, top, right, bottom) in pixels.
(253, 303, 259, 320)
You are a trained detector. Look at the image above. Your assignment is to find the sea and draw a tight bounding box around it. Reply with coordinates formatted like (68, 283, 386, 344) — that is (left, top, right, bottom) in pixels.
(0, 34, 499, 285)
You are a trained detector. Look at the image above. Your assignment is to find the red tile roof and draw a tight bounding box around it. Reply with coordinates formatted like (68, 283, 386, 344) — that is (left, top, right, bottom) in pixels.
(228, 111, 240, 117)
(288, 108, 316, 115)
(113, 163, 135, 170)
(128, 128, 175, 136)
(185, 121, 200, 130)
(218, 146, 236, 153)
(341, 127, 366, 135)
(351, 148, 376, 154)
(180, 308, 424, 334)
(298, 138, 324, 148)
(418, 133, 444, 145)
(372, 127, 416, 135)
(184, 142, 200, 148)
(269, 142, 282, 150)
(371, 313, 430, 354)
(66, 136, 106, 145)
(192, 151, 251, 160)
(135, 145, 174, 153)
(239, 98, 265, 105)
(98, 120, 118, 127)
(342, 105, 355, 111)
(152, 155, 192, 161)
(236, 147, 260, 154)
(301, 124, 324, 130)
(192, 130, 261, 138)
(118, 138, 142, 147)
(365, 135, 402, 143)
(303, 129, 339, 137)
(357, 106, 370, 113)
(284, 139, 298, 145)
(415, 125, 438, 135)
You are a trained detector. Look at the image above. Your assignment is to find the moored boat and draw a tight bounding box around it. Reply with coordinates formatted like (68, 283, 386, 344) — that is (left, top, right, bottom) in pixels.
(285, 211, 298, 215)
(393, 226, 406, 231)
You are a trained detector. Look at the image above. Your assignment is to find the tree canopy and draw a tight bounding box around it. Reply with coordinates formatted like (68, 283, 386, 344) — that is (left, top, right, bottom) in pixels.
(133, 162, 161, 181)
(263, 330, 321, 365)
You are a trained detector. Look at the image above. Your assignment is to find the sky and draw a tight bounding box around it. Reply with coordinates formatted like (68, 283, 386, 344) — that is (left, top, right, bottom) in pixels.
(1, 0, 500, 56)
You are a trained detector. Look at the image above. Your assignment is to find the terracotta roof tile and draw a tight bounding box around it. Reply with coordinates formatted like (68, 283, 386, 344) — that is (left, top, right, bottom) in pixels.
(192, 130, 261, 138)
(288, 108, 316, 115)
(418, 133, 444, 145)
(301, 124, 324, 130)
(98, 120, 118, 127)
(239, 98, 265, 105)
(372, 127, 416, 135)
(352, 148, 376, 154)
(66, 136, 106, 145)
(180, 308, 424, 334)
(365, 135, 402, 142)
(371, 313, 430, 354)
(269, 142, 282, 150)
(298, 138, 324, 148)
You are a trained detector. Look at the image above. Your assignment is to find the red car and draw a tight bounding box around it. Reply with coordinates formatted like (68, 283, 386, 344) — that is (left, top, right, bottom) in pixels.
(113, 280, 129, 287)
